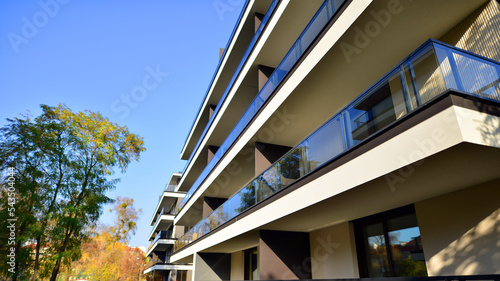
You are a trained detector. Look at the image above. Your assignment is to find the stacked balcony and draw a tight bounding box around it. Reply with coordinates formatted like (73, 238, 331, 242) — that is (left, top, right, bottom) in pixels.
(174, 39, 500, 252)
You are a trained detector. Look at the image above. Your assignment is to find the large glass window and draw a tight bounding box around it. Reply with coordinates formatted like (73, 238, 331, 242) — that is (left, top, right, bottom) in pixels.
(354, 205, 427, 278)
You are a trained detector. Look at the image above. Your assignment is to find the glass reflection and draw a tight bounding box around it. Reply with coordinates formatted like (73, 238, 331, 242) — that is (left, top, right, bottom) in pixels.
(346, 72, 401, 146)
(363, 223, 390, 277)
(360, 212, 427, 277)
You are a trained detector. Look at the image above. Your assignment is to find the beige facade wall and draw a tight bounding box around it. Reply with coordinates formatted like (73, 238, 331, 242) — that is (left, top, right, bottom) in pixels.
(193, 254, 219, 281)
(415, 178, 500, 276)
(174, 225, 185, 239)
(230, 251, 244, 280)
(309, 222, 359, 279)
(440, 0, 500, 61)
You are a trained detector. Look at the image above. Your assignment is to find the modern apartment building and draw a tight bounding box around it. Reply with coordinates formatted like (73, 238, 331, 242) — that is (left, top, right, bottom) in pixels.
(150, 0, 500, 280)
(145, 173, 193, 281)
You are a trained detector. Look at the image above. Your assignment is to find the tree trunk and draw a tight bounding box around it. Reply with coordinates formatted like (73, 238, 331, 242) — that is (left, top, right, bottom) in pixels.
(49, 257, 61, 281)
(32, 236, 41, 281)
(50, 220, 75, 281)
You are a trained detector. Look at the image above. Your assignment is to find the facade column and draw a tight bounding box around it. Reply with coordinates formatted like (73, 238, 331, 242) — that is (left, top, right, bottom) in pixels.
(193, 252, 231, 281)
(259, 230, 312, 280)
(258, 65, 275, 91)
(202, 196, 227, 218)
(208, 145, 219, 163)
(255, 141, 292, 175)
(255, 12, 265, 32)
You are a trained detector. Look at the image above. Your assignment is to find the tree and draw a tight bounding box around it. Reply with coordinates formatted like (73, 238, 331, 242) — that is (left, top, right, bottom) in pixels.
(0, 104, 145, 281)
(108, 196, 142, 244)
(65, 197, 146, 281)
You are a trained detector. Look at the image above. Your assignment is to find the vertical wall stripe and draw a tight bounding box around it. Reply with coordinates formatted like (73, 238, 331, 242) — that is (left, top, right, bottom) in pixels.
(440, 0, 500, 62)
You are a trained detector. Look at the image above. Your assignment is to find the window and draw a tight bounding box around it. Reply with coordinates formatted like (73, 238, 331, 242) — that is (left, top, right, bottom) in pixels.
(244, 247, 259, 280)
(176, 270, 187, 281)
(353, 205, 427, 277)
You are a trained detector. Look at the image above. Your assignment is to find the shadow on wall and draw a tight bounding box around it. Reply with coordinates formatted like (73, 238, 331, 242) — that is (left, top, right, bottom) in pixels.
(479, 108, 500, 148)
(428, 208, 500, 275)
(440, 0, 500, 62)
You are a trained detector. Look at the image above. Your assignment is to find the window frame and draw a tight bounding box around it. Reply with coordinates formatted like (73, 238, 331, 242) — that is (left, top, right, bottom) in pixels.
(352, 204, 425, 278)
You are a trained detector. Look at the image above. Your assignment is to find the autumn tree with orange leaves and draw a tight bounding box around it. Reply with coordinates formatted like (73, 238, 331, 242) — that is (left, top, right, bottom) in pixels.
(62, 197, 147, 281)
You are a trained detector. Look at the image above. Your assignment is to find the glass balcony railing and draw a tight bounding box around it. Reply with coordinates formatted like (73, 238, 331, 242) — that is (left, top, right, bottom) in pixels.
(165, 184, 177, 192)
(150, 186, 181, 224)
(178, 0, 348, 213)
(152, 230, 175, 244)
(151, 253, 172, 265)
(148, 231, 175, 253)
(173, 40, 500, 252)
(152, 206, 176, 225)
(161, 207, 176, 216)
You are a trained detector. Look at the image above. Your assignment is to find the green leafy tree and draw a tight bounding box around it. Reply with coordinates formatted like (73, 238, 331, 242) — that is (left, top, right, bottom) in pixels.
(0, 104, 145, 281)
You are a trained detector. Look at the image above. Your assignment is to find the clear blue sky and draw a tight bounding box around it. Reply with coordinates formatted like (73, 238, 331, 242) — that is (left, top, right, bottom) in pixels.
(0, 0, 245, 248)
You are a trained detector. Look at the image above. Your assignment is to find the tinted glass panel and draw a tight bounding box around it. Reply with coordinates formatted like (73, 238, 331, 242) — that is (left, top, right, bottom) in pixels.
(261, 165, 280, 193)
(357, 209, 427, 277)
(307, 115, 344, 170)
(237, 183, 257, 213)
(278, 146, 304, 188)
(389, 228, 426, 276)
(345, 72, 402, 146)
(363, 223, 390, 277)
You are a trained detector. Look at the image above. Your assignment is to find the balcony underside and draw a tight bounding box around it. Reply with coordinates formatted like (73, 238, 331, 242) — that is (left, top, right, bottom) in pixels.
(150, 191, 184, 226)
(146, 239, 176, 257)
(143, 264, 193, 275)
(148, 215, 175, 241)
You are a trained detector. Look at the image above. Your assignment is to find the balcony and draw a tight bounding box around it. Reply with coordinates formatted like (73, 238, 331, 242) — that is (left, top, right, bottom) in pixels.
(173, 39, 500, 252)
(143, 249, 193, 275)
(148, 208, 176, 241)
(164, 184, 177, 192)
(178, 0, 348, 214)
(149, 188, 185, 226)
(143, 263, 192, 275)
(147, 231, 176, 257)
